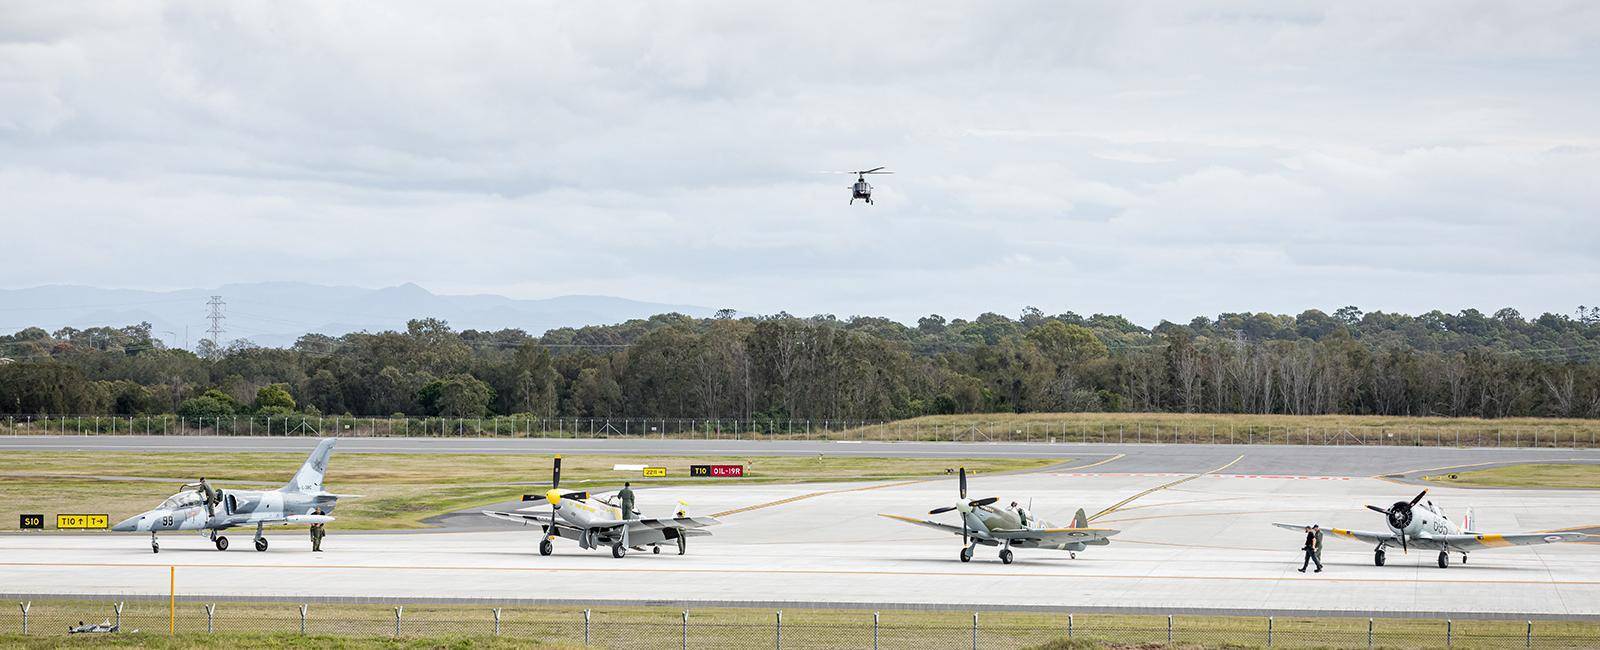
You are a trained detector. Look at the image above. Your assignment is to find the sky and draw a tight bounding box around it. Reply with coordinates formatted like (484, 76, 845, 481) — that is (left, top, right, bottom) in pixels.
(2, 1, 1598, 327)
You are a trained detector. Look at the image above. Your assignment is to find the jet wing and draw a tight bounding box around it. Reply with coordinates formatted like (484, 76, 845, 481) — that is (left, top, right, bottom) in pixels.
(1437, 532, 1590, 550)
(1272, 522, 1398, 545)
(987, 527, 1120, 543)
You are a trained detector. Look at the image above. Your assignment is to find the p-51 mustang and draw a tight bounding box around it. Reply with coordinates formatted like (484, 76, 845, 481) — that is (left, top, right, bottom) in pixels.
(1274, 489, 1591, 568)
(880, 468, 1119, 564)
(111, 438, 355, 553)
(482, 456, 720, 558)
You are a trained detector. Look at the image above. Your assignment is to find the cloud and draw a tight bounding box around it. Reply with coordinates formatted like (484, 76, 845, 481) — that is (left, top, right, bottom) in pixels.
(1, 1, 1597, 327)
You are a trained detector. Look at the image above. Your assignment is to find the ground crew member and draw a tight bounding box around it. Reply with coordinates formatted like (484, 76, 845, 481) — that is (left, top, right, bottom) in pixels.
(310, 509, 326, 552)
(618, 482, 636, 518)
(1298, 525, 1322, 572)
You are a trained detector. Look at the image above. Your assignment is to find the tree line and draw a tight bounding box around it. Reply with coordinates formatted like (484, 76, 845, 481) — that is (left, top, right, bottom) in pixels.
(1, 305, 1598, 420)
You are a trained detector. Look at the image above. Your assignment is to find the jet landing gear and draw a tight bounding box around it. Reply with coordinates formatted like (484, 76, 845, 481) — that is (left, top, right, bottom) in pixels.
(151, 532, 159, 554)
(253, 523, 268, 552)
(959, 545, 975, 563)
(1374, 548, 1386, 566)
(212, 531, 229, 551)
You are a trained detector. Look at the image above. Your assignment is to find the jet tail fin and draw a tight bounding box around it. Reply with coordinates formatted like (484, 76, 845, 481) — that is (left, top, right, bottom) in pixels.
(285, 439, 337, 493)
(1074, 508, 1088, 528)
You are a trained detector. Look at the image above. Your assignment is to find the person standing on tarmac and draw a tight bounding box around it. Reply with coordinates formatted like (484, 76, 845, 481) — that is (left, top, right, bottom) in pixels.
(1298, 525, 1322, 572)
(309, 509, 326, 552)
(618, 482, 636, 519)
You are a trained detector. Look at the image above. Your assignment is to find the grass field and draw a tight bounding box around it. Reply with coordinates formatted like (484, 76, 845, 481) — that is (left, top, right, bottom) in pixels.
(0, 453, 1056, 531)
(2, 600, 1594, 649)
(1424, 463, 1600, 489)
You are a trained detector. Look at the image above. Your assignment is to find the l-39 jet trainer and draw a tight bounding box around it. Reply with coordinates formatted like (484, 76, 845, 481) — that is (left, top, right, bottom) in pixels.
(880, 468, 1119, 564)
(483, 456, 720, 558)
(112, 438, 355, 553)
(1274, 489, 1591, 568)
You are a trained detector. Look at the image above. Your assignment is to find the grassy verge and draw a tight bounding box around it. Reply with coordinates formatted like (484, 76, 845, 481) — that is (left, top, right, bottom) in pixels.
(0, 453, 1055, 531)
(2, 600, 1595, 649)
(1424, 463, 1600, 489)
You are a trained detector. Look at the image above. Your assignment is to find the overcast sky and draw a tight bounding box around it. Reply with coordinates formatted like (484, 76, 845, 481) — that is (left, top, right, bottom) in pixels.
(3, 2, 1598, 326)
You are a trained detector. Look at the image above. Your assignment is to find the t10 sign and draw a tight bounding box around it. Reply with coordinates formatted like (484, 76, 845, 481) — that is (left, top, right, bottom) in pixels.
(689, 464, 744, 478)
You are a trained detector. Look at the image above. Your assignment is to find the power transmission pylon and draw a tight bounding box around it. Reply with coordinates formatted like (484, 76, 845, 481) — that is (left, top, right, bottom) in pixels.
(205, 295, 226, 359)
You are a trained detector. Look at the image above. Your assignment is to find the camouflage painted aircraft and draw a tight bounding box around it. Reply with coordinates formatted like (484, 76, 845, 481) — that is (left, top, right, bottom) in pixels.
(482, 456, 720, 558)
(880, 467, 1120, 564)
(1273, 489, 1592, 568)
(111, 438, 354, 553)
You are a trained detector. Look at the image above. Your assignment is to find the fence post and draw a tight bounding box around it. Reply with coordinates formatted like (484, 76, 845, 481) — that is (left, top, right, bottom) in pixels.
(682, 610, 689, 650)
(873, 611, 879, 650)
(1167, 615, 1173, 645)
(776, 610, 782, 649)
(299, 604, 307, 635)
(1268, 616, 1273, 647)
(971, 612, 978, 650)
(1527, 620, 1532, 649)
(394, 606, 402, 637)
(1068, 613, 1073, 640)
(1446, 619, 1452, 648)
(19, 601, 28, 636)
(115, 601, 124, 630)
(1367, 618, 1373, 650)
(205, 603, 215, 634)
(492, 608, 500, 636)
(584, 609, 590, 646)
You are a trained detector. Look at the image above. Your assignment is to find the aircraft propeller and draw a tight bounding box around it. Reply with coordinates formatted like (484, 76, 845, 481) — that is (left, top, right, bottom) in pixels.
(926, 468, 997, 546)
(1367, 489, 1427, 553)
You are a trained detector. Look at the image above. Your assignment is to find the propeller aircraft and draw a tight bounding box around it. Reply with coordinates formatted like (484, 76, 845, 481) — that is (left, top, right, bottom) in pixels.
(1274, 489, 1592, 568)
(111, 438, 355, 553)
(483, 456, 721, 558)
(880, 468, 1119, 563)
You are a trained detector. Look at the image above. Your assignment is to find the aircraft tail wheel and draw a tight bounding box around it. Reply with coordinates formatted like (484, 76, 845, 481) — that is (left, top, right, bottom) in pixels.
(612, 543, 626, 558)
(653, 546, 661, 554)
(1070, 552, 1077, 559)
(539, 539, 553, 556)
(1374, 549, 1386, 566)
(960, 546, 973, 563)
(215, 536, 229, 551)
(1000, 549, 1014, 564)
(254, 537, 268, 552)
(1437, 551, 1449, 569)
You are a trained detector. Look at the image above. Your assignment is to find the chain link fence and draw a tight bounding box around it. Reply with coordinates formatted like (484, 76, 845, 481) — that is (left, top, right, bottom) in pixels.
(5, 600, 1600, 648)
(4, 413, 1599, 448)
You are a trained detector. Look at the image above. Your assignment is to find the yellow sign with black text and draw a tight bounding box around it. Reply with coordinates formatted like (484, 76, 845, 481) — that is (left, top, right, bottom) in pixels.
(56, 514, 109, 530)
(642, 467, 667, 478)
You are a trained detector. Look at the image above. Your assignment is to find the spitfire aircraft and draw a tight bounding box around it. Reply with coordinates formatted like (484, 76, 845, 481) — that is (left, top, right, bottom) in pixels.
(880, 468, 1119, 564)
(1273, 489, 1592, 568)
(482, 456, 720, 558)
(111, 438, 354, 553)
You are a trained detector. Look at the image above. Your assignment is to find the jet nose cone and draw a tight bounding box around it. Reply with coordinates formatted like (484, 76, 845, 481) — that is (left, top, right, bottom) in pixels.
(111, 515, 144, 532)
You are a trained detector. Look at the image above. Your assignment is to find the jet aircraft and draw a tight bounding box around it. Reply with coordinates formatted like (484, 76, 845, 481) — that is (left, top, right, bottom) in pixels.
(112, 438, 354, 553)
(1273, 489, 1591, 568)
(483, 456, 720, 558)
(880, 467, 1119, 563)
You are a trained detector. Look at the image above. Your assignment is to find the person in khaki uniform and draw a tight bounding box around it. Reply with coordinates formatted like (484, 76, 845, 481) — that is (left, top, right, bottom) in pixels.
(309, 509, 326, 552)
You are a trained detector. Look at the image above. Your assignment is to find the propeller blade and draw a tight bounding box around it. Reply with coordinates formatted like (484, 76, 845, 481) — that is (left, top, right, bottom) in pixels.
(959, 467, 967, 500)
(1409, 490, 1428, 507)
(962, 519, 969, 547)
(970, 497, 1000, 508)
(552, 455, 562, 490)
(861, 166, 886, 174)
(560, 491, 588, 501)
(929, 506, 957, 515)
(1366, 505, 1390, 514)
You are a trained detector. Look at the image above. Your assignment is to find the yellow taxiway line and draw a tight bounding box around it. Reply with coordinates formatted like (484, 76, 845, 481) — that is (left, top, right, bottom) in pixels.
(1087, 454, 1244, 523)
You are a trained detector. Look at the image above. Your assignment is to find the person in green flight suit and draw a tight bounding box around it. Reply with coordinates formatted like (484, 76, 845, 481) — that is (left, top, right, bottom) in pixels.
(618, 482, 636, 519)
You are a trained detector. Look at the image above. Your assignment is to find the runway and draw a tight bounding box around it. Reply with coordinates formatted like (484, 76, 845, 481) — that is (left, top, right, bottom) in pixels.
(5, 434, 1600, 476)
(5, 463, 1598, 618)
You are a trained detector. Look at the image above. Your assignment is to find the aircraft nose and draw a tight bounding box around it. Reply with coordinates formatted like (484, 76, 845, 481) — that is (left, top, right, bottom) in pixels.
(545, 488, 562, 507)
(111, 514, 145, 532)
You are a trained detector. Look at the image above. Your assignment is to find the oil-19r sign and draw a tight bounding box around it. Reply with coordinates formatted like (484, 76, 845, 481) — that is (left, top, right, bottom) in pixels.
(689, 464, 744, 478)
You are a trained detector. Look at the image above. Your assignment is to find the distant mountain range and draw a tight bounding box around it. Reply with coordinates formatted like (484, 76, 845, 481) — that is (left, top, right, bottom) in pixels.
(0, 283, 712, 349)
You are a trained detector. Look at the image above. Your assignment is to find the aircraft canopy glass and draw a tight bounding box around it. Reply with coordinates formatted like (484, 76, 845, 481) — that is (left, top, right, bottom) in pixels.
(159, 491, 204, 510)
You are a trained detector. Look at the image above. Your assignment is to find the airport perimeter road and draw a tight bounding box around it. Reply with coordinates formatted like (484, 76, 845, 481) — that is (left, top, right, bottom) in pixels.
(5, 469, 1598, 618)
(4, 435, 1600, 476)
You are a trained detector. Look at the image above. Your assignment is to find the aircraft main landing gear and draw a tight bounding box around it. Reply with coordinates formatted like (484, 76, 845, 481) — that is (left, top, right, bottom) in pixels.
(151, 532, 159, 554)
(611, 543, 627, 558)
(539, 539, 554, 556)
(254, 537, 269, 552)
(1437, 551, 1449, 569)
(1374, 548, 1386, 566)
(959, 545, 974, 563)
(999, 549, 1014, 564)
(215, 536, 229, 551)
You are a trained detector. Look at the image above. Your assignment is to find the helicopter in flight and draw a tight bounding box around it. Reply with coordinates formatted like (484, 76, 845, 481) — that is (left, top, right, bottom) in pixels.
(824, 167, 893, 205)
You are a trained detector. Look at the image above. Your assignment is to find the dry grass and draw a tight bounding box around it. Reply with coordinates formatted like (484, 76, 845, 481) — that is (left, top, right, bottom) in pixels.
(1424, 463, 1600, 489)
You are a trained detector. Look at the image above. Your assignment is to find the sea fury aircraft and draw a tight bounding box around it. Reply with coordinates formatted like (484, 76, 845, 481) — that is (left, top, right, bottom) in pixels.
(880, 468, 1119, 564)
(112, 439, 354, 553)
(482, 456, 720, 558)
(1273, 489, 1592, 568)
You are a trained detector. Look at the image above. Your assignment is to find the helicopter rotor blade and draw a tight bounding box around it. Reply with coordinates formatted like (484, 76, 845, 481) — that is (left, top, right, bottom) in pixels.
(859, 166, 886, 174)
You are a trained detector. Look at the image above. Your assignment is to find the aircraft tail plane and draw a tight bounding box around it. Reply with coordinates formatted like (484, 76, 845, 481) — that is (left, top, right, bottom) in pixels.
(285, 438, 338, 493)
